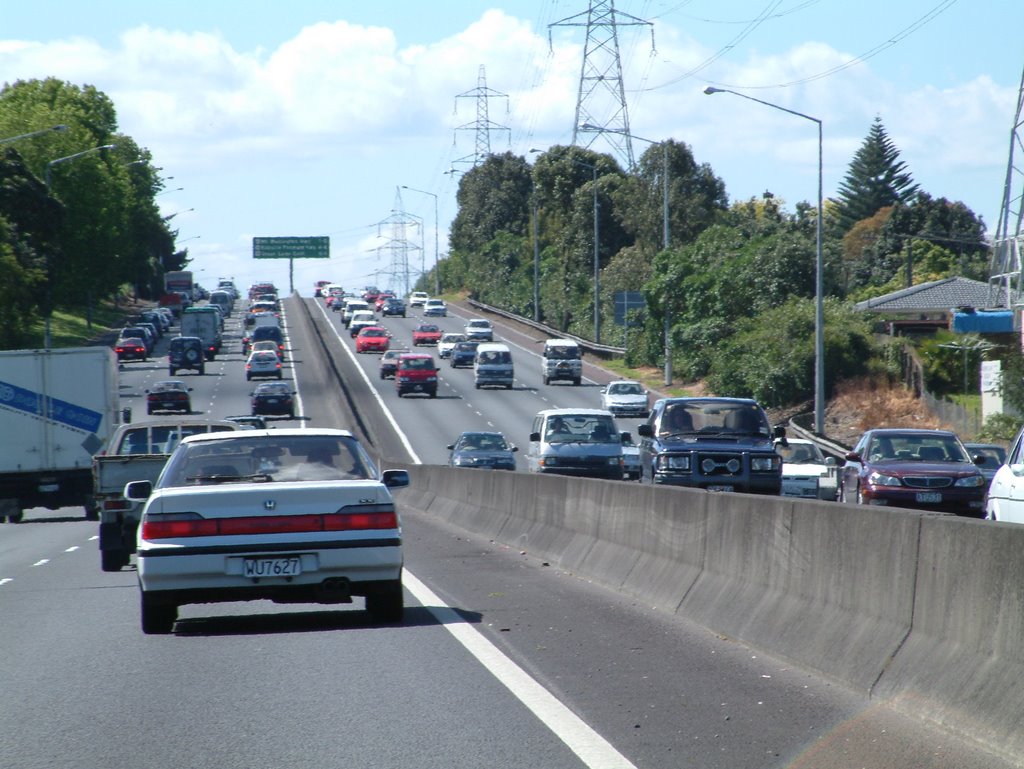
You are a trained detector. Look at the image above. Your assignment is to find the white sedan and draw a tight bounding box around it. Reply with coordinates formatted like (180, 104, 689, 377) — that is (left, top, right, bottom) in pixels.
(128, 428, 409, 634)
(774, 438, 838, 500)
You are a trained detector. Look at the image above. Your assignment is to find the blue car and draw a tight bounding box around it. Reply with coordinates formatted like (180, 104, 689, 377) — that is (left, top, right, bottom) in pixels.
(636, 397, 784, 493)
(449, 340, 479, 368)
(447, 431, 517, 470)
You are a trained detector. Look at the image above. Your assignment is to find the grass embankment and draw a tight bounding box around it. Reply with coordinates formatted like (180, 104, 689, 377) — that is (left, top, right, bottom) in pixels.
(19, 297, 147, 349)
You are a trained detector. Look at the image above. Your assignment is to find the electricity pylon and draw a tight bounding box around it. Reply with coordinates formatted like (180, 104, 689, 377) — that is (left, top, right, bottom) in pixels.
(453, 64, 510, 169)
(989, 63, 1024, 308)
(550, 0, 654, 169)
(373, 188, 422, 298)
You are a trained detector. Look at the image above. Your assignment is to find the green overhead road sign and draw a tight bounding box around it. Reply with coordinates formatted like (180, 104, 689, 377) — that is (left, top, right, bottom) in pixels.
(253, 236, 330, 259)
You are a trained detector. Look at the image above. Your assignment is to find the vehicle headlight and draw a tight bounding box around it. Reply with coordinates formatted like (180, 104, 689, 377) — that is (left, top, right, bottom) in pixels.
(868, 471, 902, 487)
(608, 457, 621, 466)
(955, 475, 987, 488)
(657, 455, 690, 471)
(751, 456, 780, 471)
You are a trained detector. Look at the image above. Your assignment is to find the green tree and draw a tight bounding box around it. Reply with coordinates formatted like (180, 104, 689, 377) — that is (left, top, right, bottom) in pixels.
(834, 116, 919, 232)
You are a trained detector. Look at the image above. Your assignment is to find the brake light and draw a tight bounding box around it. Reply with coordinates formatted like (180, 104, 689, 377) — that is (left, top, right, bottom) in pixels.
(143, 508, 398, 539)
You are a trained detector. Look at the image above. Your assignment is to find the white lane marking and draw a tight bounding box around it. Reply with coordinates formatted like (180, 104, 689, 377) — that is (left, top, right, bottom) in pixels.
(404, 570, 638, 769)
(64, 546, 79, 553)
(32, 560, 49, 567)
(89, 535, 98, 541)
(311, 299, 421, 463)
(0, 578, 12, 587)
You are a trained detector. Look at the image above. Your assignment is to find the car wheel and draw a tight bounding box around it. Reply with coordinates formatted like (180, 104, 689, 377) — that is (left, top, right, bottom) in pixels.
(147, 406, 154, 415)
(141, 593, 177, 635)
(246, 374, 252, 381)
(169, 368, 176, 376)
(365, 580, 404, 623)
(475, 382, 480, 389)
(288, 409, 295, 419)
(198, 365, 205, 375)
(573, 377, 581, 386)
(101, 548, 126, 572)
(276, 372, 282, 380)
(429, 389, 437, 398)
(542, 375, 549, 386)
(185, 349, 199, 364)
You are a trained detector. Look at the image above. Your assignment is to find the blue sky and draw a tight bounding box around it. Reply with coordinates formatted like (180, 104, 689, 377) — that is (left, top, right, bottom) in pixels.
(2, 1, 1021, 294)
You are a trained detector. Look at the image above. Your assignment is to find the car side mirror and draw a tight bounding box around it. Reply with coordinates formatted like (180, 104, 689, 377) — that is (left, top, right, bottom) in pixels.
(124, 480, 153, 501)
(382, 469, 410, 488)
(446, 444, 455, 450)
(637, 424, 653, 438)
(529, 432, 540, 442)
(621, 431, 632, 443)
(825, 456, 837, 466)
(511, 445, 519, 452)
(845, 451, 863, 464)
(773, 424, 786, 438)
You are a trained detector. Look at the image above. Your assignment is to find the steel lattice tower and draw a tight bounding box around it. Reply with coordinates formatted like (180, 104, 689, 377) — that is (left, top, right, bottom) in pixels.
(453, 65, 510, 169)
(374, 188, 422, 298)
(989, 63, 1024, 308)
(550, 1, 653, 169)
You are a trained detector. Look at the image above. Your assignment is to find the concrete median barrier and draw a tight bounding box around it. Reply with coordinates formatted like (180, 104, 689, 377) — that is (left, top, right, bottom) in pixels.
(399, 464, 1024, 755)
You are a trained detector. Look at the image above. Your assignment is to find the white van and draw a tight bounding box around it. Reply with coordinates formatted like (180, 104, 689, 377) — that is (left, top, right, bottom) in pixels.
(541, 338, 582, 385)
(474, 342, 513, 389)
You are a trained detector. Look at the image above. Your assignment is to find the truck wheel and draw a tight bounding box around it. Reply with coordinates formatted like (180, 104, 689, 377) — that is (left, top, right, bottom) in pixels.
(365, 580, 404, 623)
(84, 503, 100, 522)
(101, 549, 125, 572)
(141, 593, 177, 635)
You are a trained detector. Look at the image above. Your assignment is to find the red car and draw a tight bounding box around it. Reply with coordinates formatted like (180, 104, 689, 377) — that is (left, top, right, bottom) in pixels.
(356, 326, 391, 353)
(115, 337, 148, 362)
(374, 293, 396, 312)
(839, 428, 987, 517)
(412, 323, 442, 346)
(396, 353, 438, 398)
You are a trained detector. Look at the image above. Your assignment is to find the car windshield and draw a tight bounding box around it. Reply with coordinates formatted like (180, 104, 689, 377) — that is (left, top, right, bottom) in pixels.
(454, 342, 478, 352)
(609, 382, 642, 395)
(547, 345, 578, 360)
(777, 442, 825, 464)
(417, 325, 439, 333)
(118, 424, 235, 455)
(544, 414, 618, 444)
(401, 357, 434, 371)
(458, 433, 509, 451)
(659, 401, 768, 437)
(159, 435, 377, 486)
(255, 383, 290, 395)
(865, 434, 970, 463)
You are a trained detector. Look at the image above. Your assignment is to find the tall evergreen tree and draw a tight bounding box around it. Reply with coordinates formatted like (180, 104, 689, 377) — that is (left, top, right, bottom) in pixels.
(834, 116, 919, 232)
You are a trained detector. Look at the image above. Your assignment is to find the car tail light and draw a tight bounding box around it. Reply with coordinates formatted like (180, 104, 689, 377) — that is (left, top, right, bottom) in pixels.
(143, 506, 398, 539)
(102, 498, 132, 511)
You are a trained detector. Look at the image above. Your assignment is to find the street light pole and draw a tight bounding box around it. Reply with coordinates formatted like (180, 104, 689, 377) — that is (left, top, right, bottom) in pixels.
(44, 143, 117, 349)
(704, 86, 825, 434)
(582, 123, 672, 382)
(0, 124, 67, 145)
(401, 186, 441, 296)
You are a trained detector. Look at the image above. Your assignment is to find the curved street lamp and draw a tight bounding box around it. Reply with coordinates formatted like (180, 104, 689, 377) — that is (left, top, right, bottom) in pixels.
(401, 185, 441, 295)
(0, 124, 67, 145)
(704, 86, 825, 435)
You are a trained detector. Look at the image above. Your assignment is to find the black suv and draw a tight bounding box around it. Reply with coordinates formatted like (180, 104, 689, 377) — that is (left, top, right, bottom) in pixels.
(636, 397, 784, 494)
(168, 336, 205, 375)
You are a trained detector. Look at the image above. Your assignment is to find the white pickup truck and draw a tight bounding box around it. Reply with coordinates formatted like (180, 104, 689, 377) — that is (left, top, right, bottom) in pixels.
(92, 419, 240, 571)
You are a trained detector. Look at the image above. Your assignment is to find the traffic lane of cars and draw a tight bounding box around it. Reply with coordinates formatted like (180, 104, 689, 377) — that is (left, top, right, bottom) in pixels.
(325, 301, 649, 470)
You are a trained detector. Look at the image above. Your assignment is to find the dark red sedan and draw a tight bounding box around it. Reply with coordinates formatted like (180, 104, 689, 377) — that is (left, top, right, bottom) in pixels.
(839, 428, 987, 517)
(115, 336, 148, 362)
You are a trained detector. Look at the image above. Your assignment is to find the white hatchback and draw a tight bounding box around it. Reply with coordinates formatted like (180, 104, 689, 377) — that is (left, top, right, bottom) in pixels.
(129, 429, 410, 633)
(245, 350, 283, 380)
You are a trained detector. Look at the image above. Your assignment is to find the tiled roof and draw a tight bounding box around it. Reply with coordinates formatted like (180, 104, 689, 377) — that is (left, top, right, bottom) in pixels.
(853, 277, 1005, 313)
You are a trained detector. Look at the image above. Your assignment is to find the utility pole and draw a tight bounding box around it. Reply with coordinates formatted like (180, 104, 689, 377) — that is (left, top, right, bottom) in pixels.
(373, 188, 422, 298)
(550, 1, 654, 171)
(453, 65, 510, 170)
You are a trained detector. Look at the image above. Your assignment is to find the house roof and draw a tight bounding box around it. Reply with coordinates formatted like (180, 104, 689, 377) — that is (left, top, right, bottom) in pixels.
(853, 277, 1005, 314)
